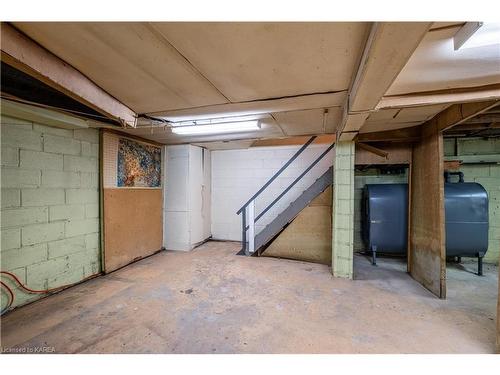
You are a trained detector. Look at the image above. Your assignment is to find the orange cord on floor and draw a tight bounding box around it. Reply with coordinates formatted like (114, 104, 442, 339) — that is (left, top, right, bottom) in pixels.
(0, 270, 98, 315)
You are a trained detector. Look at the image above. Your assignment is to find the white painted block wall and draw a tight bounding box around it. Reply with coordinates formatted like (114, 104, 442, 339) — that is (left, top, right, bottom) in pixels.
(211, 144, 334, 241)
(163, 145, 211, 251)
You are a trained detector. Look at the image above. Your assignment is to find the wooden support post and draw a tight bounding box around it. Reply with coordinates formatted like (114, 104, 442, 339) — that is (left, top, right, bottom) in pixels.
(409, 122, 446, 298)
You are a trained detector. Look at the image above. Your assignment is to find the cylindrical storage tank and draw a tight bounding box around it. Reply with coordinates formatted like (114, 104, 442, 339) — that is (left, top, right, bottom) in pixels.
(445, 182, 488, 257)
(361, 180, 489, 260)
(362, 184, 408, 254)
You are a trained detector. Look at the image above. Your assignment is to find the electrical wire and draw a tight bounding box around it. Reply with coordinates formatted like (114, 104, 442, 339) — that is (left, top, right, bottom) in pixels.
(0, 271, 98, 316)
(1, 281, 14, 316)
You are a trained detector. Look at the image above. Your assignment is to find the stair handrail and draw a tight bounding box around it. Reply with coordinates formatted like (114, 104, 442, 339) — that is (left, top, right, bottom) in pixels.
(236, 135, 335, 256)
(254, 142, 335, 223)
(236, 135, 317, 215)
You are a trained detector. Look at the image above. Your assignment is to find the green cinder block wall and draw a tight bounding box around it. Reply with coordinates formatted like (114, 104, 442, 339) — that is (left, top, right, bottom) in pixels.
(1, 115, 101, 310)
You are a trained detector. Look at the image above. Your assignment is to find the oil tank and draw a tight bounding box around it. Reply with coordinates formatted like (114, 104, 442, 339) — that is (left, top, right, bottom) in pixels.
(362, 176, 489, 267)
(361, 184, 408, 255)
(444, 177, 489, 258)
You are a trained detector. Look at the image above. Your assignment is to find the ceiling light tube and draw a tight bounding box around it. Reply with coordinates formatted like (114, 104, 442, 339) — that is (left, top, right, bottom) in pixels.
(171, 120, 260, 135)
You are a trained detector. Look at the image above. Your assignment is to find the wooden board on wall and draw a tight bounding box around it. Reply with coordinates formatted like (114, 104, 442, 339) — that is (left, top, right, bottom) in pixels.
(103, 188, 163, 272)
(263, 187, 332, 265)
(409, 123, 446, 298)
(497, 265, 500, 353)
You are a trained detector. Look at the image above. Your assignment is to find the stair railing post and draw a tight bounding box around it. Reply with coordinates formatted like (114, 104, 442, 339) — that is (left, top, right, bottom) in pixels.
(241, 208, 247, 255)
(248, 200, 255, 254)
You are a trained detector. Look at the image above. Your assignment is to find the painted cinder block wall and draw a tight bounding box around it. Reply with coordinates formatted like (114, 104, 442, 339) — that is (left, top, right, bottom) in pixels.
(444, 137, 500, 264)
(1, 115, 100, 309)
(210, 144, 333, 241)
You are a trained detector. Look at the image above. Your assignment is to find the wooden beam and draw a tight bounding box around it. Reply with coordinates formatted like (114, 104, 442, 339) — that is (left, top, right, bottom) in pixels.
(432, 100, 500, 132)
(453, 114, 500, 125)
(149, 91, 346, 120)
(1, 98, 88, 129)
(338, 22, 432, 137)
(355, 143, 412, 165)
(251, 134, 336, 147)
(356, 126, 422, 143)
(377, 84, 500, 110)
(0, 23, 137, 127)
(356, 142, 389, 159)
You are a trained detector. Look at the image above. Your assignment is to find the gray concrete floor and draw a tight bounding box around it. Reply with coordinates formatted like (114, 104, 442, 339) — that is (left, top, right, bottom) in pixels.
(1, 241, 498, 353)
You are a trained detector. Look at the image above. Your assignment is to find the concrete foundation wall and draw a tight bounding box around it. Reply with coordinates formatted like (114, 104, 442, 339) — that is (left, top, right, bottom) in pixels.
(444, 137, 500, 264)
(1, 115, 100, 309)
(211, 144, 333, 241)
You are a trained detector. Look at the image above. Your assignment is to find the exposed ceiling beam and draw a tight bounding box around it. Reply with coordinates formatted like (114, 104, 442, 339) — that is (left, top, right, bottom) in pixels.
(430, 100, 500, 132)
(377, 84, 500, 110)
(338, 22, 432, 138)
(251, 134, 336, 147)
(146, 91, 346, 121)
(1, 98, 89, 129)
(356, 142, 389, 159)
(0, 22, 137, 127)
(457, 114, 500, 125)
(356, 126, 422, 143)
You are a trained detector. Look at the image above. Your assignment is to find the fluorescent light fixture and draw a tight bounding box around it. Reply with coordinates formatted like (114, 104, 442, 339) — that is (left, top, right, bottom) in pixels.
(171, 120, 260, 135)
(454, 22, 500, 50)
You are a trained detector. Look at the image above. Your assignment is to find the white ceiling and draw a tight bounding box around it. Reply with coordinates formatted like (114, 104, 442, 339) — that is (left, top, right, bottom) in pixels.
(10, 22, 499, 146)
(387, 24, 500, 96)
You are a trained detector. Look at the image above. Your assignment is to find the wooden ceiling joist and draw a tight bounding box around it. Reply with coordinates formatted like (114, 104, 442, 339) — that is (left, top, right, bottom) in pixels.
(377, 84, 500, 110)
(356, 126, 422, 143)
(0, 23, 137, 127)
(432, 100, 500, 132)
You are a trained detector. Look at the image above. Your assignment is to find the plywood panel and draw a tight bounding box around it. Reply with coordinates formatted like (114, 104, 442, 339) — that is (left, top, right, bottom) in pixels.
(409, 123, 446, 298)
(151, 23, 369, 102)
(103, 189, 163, 272)
(263, 188, 332, 265)
(13, 22, 228, 113)
(497, 267, 500, 353)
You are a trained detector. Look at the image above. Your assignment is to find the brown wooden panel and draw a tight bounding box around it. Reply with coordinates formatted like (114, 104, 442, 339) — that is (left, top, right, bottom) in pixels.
(263, 187, 332, 265)
(409, 123, 446, 298)
(103, 188, 163, 272)
(497, 266, 500, 353)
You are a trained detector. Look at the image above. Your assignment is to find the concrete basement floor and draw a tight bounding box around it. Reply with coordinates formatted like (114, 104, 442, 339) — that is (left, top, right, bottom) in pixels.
(1, 241, 498, 354)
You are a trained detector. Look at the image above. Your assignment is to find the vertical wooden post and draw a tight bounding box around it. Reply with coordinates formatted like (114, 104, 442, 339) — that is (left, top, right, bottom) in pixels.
(409, 122, 447, 298)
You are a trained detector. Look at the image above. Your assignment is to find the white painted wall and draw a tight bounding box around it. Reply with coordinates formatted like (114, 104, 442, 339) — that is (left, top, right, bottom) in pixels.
(163, 145, 211, 251)
(211, 144, 334, 241)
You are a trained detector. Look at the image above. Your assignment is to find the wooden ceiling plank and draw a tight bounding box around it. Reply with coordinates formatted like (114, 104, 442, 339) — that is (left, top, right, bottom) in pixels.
(0, 23, 137, 127)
